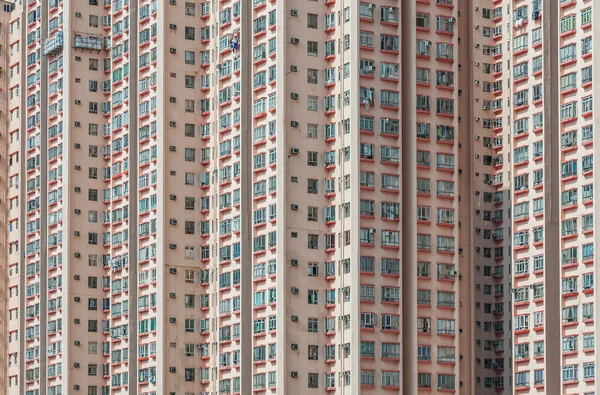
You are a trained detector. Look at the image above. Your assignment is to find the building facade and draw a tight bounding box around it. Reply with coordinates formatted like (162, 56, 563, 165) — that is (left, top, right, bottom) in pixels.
(1, 0, 599, 394)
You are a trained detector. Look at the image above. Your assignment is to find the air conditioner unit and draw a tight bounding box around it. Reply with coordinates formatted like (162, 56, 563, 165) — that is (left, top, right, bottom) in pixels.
(169, 244, 177, 250)
(291, 93, 299, 99)
(169, 194, 177, 200)
(74, 297, 81, 302)
(170, 121, 176, 127)
(169, 48, 176, 54)
(291, 259, 299, 266)
(169, 146, 176, 152)
(291, 316, 299, 322)
(474, 43, 480, 48)
(474, 80, 480, 85)
(74, 121, 81, 127)
(75, 253, 81, 258)
(368, 3, 375, 8)
(476, 247, 481, 252)
(169, 219, 177, 225)
(74, 275, 80, 280)
(74, 363, 80, 368)
(475, 62, 480, 66)
(291, 372, 298, 378)
(169, 367, 176, 373)
(74, 143, 81, 149)
(291, 344, 299, 350)
(448, 17, 455, 22)
(291, 38, 300, 44)
(170, 317, 177, 323)
(74, 385, 80, 390)
(291, 121, 299, 127)
(170, 0, 176, 4)
(291, 287, 299, 294)
(75, 165, 81, 170)
(369, 228, 376, 234)
(474, 24, 479, 29)
(475, 135, 480, 140)
(169, 24, 177, 30)
(475, 227, 481, 232)
(169, 97, 176, 103)
(169, 293, 176, 298)
(290, 204, 298, 211)
(74, 209, 81, 214)
(75, 12, 82, 17)
(74, 187, 81, 192)
(475, 117, 481, 121)
(74, 231, 80, 237)
(291, 10, 298, 17)
(290, 148, 300, 155)
(75, 56, 81, 61)
(169, 268, 177, 274)
(75, 100, 81, 105)
(290, 65, 298, 72)
(74, 319, 80, 324)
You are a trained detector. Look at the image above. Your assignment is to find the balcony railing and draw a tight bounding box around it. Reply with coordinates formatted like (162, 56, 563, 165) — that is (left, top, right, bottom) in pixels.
(73, 32, 103, 51)
(43, 32, 64, 57)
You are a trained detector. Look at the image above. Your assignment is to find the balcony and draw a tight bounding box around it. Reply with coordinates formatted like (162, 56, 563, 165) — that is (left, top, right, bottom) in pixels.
(43, 32, 64, 57)
(73, 32, 103, 51)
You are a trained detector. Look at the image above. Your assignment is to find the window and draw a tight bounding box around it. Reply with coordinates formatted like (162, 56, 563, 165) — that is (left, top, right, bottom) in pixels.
(582, 66, 593, 85)
(184, 26, 195, 40)
(307, 41, 318, 56)
(562, 365, 578, 382)
(417, 39, 431, 57)
(416, 13, 430, 29)
(307, 13, 318, 29)
(436, 98, 454, 116)
(582, 96, 593, 114)
(307, 96, 318, 111)
(436, 43, 454, 60)
(418, 373, 432, 389)
(381, 35, 399, 52)
(308, 318, 318, 333)
(437, 374, 455, 390)
(562, 306, 578, 323)
(560, 14, 575, 34)
(560, 44, 577, 63)
(436, 16, 454, 33)
(582, 37, 592, 56)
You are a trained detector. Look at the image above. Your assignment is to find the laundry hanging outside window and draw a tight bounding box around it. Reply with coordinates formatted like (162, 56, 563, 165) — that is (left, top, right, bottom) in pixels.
(229, 33, 239, 53)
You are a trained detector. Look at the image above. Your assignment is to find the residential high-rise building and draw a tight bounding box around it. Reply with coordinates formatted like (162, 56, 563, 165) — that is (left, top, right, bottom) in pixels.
(1, 0, 599, 394)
